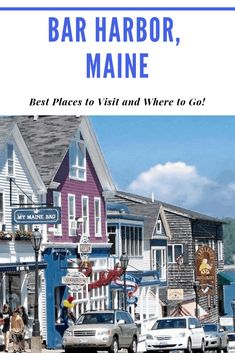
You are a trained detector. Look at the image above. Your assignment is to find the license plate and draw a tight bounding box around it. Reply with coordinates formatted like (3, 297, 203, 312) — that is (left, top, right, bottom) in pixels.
(159, 341, 167, 345)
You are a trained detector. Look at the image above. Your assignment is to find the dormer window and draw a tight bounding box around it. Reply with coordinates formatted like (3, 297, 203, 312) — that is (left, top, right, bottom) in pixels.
(155, 219, 162, 235)
(69, 132, 86, 181)
(7, 143, 14, 176)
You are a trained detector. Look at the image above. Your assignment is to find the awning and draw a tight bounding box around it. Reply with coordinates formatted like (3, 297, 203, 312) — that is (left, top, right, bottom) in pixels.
(171, 301, 208, 320)
(218, 272, 235, 286)
(0, 261, 47, 272)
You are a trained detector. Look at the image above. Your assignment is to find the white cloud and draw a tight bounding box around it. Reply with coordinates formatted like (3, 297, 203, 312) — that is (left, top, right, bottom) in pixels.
(127, 161, 215, 208)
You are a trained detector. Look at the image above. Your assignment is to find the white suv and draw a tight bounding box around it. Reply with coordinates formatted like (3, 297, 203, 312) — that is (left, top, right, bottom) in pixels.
(145, 316, 205, 353)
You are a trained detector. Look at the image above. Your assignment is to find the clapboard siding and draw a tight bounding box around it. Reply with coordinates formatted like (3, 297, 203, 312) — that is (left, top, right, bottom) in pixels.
(47, 146, 107, 243)
(0, 138, 40, 232)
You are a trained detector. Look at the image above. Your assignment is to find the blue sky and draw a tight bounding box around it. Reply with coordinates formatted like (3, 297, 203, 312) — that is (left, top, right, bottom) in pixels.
(90, 116, 235, 219)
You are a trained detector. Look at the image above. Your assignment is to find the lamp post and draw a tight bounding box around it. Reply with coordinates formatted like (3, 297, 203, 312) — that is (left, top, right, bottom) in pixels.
(193, 280, 200, 318)
(31, 227, 42, 353)
(120, 252, 129, 311)
(231, 299, 235, 332)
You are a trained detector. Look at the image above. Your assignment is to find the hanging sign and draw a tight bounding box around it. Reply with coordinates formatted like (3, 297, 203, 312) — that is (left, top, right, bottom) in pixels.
(195, 246, 216, 296)
(12, 207, 61, 225)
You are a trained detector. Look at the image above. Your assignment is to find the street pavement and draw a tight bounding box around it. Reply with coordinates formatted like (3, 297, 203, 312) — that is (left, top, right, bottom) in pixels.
(40, 339, 146, 353)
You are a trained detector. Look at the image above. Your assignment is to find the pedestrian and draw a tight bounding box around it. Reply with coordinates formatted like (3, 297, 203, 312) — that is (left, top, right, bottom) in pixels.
(19, 306, 28, 351)
(10, 308, 24, 353)
(0, 303, 12, 352)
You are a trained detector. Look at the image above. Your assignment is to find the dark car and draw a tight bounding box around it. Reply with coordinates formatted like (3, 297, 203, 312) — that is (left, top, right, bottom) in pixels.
(62, 309, 138, 353)
(202, 323, 227, 352)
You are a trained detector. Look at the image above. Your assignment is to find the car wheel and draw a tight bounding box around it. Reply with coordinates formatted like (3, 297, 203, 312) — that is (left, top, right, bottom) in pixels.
(185, 338, 192, 353)
(199, 339, 205, 353)
(108, 337, 119, 353)
(128, 336, 138, 353)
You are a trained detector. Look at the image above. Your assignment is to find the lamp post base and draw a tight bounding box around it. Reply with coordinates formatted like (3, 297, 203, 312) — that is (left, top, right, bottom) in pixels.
(31, 336, 42, 353)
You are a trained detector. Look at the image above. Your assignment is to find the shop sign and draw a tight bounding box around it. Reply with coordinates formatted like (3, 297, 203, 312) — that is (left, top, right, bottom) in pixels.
(167, 288, 184, 301)
(12, 207, 61, 225)
(195, 246, 216, 295)
(62, 272, 88, 291)
(78, 243, 92, 254)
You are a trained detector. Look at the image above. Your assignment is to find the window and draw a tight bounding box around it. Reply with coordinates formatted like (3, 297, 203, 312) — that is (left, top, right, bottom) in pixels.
(69, 133, 86, 181)
(121, 225, 143, 257)
(82, 196, 89, 235)
(7, 143, 14, 176)
(152, 247, 166, 280)
(0, 192, 4, 224)
(168, 244, 183, 263)
(53, 191, 62, 235)
(108, 225, 117, 255)
(218, 240, 223, 261)
(155, 219, 162, 235)
(94, 198, 101, 236)
(68, 194, 76, 236)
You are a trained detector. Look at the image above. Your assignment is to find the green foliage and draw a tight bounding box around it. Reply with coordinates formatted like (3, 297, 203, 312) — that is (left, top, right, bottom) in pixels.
(223, 218, 235, 264)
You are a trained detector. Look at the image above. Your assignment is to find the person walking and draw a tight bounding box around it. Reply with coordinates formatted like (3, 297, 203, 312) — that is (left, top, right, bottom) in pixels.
(19, 306, 28, 352)
(0, 303, 12, 352)
(10, 308, 24, 353)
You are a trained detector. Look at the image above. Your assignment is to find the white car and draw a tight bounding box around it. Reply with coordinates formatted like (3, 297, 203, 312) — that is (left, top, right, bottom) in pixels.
(227, 333, 235, 353)
(145, 316, 205, 353)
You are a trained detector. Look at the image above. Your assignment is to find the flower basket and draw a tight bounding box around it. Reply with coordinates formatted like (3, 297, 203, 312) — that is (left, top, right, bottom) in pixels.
(14, 230, 32, 241)
(0, 231, 13, 241)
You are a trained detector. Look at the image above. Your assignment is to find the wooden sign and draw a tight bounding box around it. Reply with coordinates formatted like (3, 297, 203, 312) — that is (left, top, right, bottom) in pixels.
(195, 246, 216, 296)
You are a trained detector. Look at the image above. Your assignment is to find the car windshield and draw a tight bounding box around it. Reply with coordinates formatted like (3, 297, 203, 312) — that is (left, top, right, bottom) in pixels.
(152, 318, 187, 330)
(76, 313, 114, 325)
(203, 324, 217, 332)
(228, 334, 235, 342)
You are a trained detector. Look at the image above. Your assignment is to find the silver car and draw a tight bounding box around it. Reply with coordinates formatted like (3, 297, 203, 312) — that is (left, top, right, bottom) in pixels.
(202, 323, 228, 352)
(62, 310, 138, 353)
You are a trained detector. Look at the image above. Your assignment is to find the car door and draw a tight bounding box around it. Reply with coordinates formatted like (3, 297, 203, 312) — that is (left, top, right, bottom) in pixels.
(189, 318, 202, 348)
(118, 311, 134, 347)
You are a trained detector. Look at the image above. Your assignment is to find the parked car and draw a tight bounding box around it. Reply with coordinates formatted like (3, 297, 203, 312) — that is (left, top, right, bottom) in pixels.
(227, 333, 235, 353)
(145, 316, 205, 353)
(62, 309, 138, 353)
(202, 323, 228, 352)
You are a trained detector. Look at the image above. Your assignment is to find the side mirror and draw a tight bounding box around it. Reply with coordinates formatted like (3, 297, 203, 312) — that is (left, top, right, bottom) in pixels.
(189, 324, 196, 329)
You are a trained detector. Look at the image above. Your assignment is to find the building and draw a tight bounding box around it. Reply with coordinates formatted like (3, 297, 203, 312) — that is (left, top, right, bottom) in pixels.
(0, 116, 116, 348)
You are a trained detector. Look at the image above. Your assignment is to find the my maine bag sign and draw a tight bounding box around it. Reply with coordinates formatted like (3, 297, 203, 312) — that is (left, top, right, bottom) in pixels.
(195, 246, 216, 296)
(12, 207, 61, 224)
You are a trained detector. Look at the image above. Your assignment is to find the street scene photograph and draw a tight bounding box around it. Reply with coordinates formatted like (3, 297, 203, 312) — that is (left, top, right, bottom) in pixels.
(0, 115, 235, 353)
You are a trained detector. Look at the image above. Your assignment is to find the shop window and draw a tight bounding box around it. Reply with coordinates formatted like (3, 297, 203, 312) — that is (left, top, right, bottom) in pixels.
(6, 274, 21, 309)
(121, 225, 143, 257)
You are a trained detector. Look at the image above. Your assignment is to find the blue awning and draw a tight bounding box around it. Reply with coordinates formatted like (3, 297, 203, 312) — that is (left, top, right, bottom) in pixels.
(0, 261, 47, 272)
(218, 272, 235, 285)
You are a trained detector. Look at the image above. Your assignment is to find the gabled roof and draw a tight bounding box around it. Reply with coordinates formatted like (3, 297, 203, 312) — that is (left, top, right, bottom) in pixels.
(113, 190, 223, 224)
(0, 116, 115, 192)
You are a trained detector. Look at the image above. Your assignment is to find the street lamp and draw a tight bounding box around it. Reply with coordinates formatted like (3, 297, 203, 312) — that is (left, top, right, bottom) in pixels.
(120, 252, 129, 311)
(193, 280, 200, 318)
(231, 299, 235, 332)
(31, 227, 42, 353)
